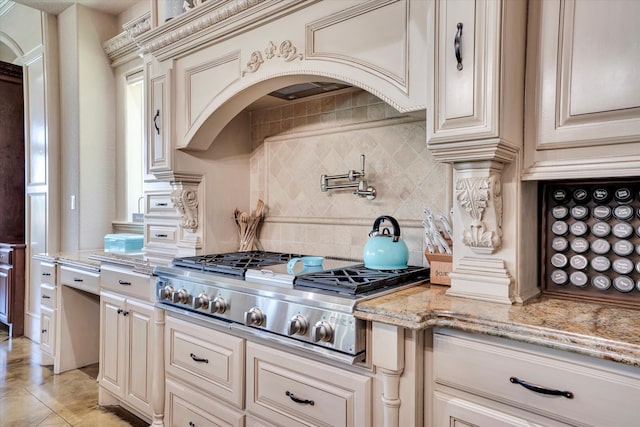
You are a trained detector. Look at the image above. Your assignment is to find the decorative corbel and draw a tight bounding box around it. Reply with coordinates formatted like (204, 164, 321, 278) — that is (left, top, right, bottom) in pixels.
(171, 186, 199, 231)
(455, 171, 503, 254)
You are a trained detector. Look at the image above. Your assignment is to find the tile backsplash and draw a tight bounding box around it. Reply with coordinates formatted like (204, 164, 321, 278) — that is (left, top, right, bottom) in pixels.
(248, 88, 452, 265)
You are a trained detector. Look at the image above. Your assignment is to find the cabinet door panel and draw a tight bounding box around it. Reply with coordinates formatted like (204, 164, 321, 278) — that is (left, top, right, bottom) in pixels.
(125, 298, 153, 413)
(524, 0, 640, 179)
(39, 306, 55, 355)
(99, 292, 126, 397)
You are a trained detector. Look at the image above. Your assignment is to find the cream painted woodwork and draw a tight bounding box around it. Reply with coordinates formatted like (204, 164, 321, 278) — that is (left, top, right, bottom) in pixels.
(431, 328, 640, 426)
(165, 378, 244, 427)
(426, 0, 526, 156)
(246, 341, 372, 427)
(424, 0, 526, 171)
(146, 58, 172, 174)
(425, 0, 532, 305)
(164, 315, 245, 426)
(0, 2, 61, 341)
(55, 265, 101, 374)
(142, 182, 181, 266)
(523, 0, 640, 180)
(99, 264, 156, 419)
(39, 306, 55, 356)
(99, 290, 154, 419)
(37, 260, 56, 362)
(433, 390, 564, 427)
(37, 260, 101, 374)
(133, 0, 428, 152)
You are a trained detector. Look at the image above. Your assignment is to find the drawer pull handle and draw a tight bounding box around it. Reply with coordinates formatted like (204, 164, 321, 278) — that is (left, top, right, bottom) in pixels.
(509, 377, 574, 399)
(155, 202, 168, 207)
(123, 310, 129, 316)
(41, 329, 47, 334)
(118, 280, 132, 286)
(454, 22, 463, 71)
(155, 233, 168, 238)
(189, 422, 195, 427)
(42, 272, 52, 276)
(74, 278, 84, 282)
(285, 391, 315, 406)
(42, 295, 51, 299)
(190, 353, 208, 363)
(117, 308, 123, 314)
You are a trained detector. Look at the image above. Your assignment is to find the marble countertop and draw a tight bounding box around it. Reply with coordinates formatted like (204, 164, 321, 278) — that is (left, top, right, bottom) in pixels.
(355, 283, 640, 368)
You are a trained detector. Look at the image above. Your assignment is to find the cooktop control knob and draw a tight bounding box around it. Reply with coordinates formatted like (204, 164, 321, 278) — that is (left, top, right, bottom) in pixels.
(172, 288, 190, 304)
(158, 285, 174, 301)
(287, 314, 308, 336)
(244, 307, 265, 327)
(210, 296, 228, 314)
(312, 321, 334, 343)
(192, 293, 210, 310)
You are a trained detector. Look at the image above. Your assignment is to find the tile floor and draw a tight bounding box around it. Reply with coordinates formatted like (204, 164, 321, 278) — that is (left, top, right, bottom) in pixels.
(0, 326, 148, 426)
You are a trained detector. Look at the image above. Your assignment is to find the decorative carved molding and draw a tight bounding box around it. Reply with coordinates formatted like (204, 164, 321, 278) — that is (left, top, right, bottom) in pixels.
(171, 187, 199, 231)
(103, 13, 150, 67)
(242, 40, 303, 76)
(123, 12, 152, 39)
(456, 173, 502, 254)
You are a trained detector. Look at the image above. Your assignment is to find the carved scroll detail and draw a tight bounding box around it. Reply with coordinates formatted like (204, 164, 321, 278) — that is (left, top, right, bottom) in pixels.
(455, 174, 502, 253)
(242, 40, 303, 76)
(171, 188, 199, 231)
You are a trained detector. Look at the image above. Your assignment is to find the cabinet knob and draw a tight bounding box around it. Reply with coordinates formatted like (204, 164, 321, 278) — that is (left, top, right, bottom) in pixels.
(41, 329, 47, 334)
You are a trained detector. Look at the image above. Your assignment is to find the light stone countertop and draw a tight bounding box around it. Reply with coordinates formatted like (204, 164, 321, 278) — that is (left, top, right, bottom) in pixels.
(354, 283, 640, 368)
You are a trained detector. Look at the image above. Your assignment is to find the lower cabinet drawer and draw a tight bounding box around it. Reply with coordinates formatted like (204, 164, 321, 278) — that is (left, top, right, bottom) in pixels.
(100, 265, 153, 302)
(40, 283, 56, 309)
(165, 378, 244, 427)
(165, 315, 245, 409)
(146, 224, 178, 246)
(246, 342, 371, 427)
(433, 329, 640, 427)
(59, 266, 100, 294)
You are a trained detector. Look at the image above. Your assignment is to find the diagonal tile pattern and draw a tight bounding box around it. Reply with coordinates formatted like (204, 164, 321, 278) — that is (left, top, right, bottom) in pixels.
(0, 326, 147, 427)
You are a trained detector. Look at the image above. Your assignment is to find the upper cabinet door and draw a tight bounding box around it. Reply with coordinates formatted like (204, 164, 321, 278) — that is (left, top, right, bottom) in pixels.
(428, 0, 500, 144)
(524, 0, 640, 179)
(427, 0, 527, 162)
(146, 60, 173, 175)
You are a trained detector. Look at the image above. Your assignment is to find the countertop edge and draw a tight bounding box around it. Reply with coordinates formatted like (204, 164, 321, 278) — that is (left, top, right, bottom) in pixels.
(354, 287, 640, 368)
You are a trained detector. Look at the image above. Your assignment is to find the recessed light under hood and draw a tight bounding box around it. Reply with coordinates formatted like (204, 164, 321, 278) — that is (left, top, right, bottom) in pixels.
(268, 82, 351, 101)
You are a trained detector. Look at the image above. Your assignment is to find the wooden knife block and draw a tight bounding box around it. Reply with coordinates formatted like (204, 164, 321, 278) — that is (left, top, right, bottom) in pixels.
(424, 236, 452, 286)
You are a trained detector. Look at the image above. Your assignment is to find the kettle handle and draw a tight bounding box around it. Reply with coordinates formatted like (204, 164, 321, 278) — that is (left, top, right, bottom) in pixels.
(370, 216, 401, 242)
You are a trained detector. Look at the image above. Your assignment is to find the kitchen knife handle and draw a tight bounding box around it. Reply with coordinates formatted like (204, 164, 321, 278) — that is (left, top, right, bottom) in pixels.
(509, 376, 573, 399)
(454, 23, 463, 70)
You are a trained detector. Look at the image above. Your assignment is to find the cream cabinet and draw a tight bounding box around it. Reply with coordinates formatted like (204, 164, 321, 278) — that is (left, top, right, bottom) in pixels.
(426, 0, 527, 155)
(164, 315, 245, 427)
(431, 328, 640, 427)
(38, 260, 101, 374)
(38, 261, 56, 361)
(146, 58, 172, 175)
(98, 265, 155, 419)
(523, 0, 640, 179)
(246, 341, 372, 427)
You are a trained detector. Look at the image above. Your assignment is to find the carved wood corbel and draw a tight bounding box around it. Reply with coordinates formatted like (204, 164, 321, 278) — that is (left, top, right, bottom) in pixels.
(171, 186, 199, 231)
(455, 170, 503, 254)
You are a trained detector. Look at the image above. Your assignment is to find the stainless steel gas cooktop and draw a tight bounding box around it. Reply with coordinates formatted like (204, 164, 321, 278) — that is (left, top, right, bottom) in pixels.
(154, 251, 429, 363)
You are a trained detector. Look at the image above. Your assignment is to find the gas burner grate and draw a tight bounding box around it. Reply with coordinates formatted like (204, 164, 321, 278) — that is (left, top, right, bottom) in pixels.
(172, 251, 304, 278)
(294, 265, 429, 296)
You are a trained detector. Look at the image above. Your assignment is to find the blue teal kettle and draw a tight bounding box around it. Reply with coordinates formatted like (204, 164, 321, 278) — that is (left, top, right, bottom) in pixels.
(363, 215, 409, 270)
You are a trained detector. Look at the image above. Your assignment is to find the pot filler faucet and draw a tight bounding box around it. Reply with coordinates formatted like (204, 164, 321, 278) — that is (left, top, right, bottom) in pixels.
(320, 154, 376, 200)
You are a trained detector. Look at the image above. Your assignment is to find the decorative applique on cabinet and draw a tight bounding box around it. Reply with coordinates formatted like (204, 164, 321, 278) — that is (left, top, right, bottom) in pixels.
(455, 173, 503, 254)
(242, 40, 304, 76)
(171, 186, 199, 232)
